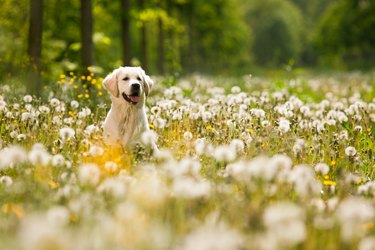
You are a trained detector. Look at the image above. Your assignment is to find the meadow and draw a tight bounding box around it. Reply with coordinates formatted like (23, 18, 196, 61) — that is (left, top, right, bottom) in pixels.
(1, 71, 375, 250)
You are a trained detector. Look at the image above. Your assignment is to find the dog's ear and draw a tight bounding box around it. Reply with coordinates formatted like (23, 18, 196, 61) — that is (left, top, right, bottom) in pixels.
(139, 67, 154, 96)
(103, 68, 120, 97)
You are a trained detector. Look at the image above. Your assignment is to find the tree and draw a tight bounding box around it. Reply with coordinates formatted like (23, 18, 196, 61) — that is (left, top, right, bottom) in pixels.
(139, 0, 148, 71)
(121, 0, 132, 66)
(80, 0, 94, 69)
(246, 0, 303, 66)
(315, 0, 375, 68)
(28, 0, 43, 94)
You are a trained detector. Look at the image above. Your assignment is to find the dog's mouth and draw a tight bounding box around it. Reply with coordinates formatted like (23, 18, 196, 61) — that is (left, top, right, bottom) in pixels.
(122, 92, 140, 105)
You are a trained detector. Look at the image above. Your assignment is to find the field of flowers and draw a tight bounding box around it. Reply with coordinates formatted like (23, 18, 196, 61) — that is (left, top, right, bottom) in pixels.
(1, 71, 375, 250)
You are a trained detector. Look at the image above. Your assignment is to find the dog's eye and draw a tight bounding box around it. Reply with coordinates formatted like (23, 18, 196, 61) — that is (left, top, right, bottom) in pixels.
(123, 77, 129, 81)
(137, 77, 142, 82)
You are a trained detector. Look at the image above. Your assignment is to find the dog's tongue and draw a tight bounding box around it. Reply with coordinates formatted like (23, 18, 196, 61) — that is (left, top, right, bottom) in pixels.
(129, 96, 140, 103)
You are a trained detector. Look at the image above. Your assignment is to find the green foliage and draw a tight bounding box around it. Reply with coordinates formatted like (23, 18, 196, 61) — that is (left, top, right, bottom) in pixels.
(315, 0, 375, 68)
(245, 0, 303, 66)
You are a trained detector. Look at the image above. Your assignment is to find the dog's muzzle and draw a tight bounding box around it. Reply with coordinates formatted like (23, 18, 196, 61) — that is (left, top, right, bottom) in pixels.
(122, 92, 140, 105)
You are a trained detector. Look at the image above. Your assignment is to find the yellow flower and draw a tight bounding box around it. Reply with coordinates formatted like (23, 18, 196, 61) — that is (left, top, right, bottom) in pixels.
(97, 83, 102, 89)
(98, 91, 103, 96)
(331, 159, 336, 166)
(248, 128, 254, 134)
(73, 85, 78, 89)
(78, 94, 83, 99)
(60, 74, 66, 79)
(87, 76, 92, 81)
(323, 180, 336, 186)
(81, 76, 86, 80)
(91, 79, 97, 84)
(48, 180, 58, 189)
(149, 123, 154, 129)
(206, 125, 212, 131)
(87, 66, 92, 71)
(85, 94, 90, 99)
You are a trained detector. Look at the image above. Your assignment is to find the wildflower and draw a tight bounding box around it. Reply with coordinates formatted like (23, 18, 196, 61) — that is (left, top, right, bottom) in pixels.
(213, 145, 237, 163)
(230, 139, 245, 153)
(17, 134, 26, 141)
(180, 217, 244, 250)
(49, 98, 60, 107)
(141, 130, 158, 146)
(104, 161, 118, 173)
(0, 176, 13, 187)
(97, 177, 127, 197)
(314, 163, 330, 175)
(89, 145, 104, 157)
(23, 95, 33, 103)
(51, 154, 65, 167)
(336, 197, 374, 242)
(278, 118, 291, 133)
(183, 131, 193, 141)
(263, 202, 306, 247)
(345, 146, 357, 157)
(21, 112, 34, 122)
(46, 206, 70, 226)
(231, 86, 241, 93)
(289, 165, 322, 198)
(293, 138, 306, 156)
(28, 144, 51, 167)
(78, 163, 101, 186)
(38, 105, 50, 114)
(0, 145, 27, 169)
(154, 118, 166, 128)
(59, 127, 75, 141)
(70, 100, 79, 109)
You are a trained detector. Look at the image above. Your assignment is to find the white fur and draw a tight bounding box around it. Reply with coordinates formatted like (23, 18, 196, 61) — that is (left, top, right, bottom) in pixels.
(103, 66, 157, 151)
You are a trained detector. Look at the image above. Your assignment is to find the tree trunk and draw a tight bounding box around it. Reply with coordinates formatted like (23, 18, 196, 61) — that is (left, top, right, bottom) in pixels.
(139, 0, 148, 71)
(121, 0, 132, 66)
(157, 18, 165, 75)
(80, 0, 94, 69)
(28, 0, 43, 95)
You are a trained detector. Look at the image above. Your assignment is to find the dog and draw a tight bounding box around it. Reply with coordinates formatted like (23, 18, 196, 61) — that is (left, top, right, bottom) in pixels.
(103, 66, 157, 152)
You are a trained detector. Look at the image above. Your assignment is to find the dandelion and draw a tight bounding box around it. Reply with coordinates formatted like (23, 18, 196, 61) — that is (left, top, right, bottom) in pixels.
(213, 145, 236, 163)
(28, 144, 51, 167)
(97, 177, 127, 197)
(314, 163, 330, 175)
(230, 139, 245, 153)
(46, 206, 70, 226)
(141, 130, 158, 146)
(231, 86, 241, 93)
(336, 197, 374, 242)
(51, 154, 65, 167)
(78, 163, 101, 186)
(59, 127, 75, 141)
(21, 112, 34, 122)
(104, 161, 119, 173)
(0, 145, 27, 169)
(345, 146, 357, 157)
(263, 202, 306, 247)
(89, 145, 104, 157)
(278, 118, 291, 133)
(0, 176, 13, 187)
(180, 217, 244, 250)
(70, 100, 79, 109)
(49, 98, 60, 107)
(23, 95, 33, 103)
(38, 105, 50, 114)
(183, 131, 193, 141)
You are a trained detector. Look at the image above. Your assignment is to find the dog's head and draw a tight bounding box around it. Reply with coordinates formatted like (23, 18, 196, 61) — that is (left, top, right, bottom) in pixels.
(103, 66, 154, 105)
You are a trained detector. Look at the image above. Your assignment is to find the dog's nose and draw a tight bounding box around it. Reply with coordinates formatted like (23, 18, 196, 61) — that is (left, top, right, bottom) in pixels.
(131, 83, 141, 90)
